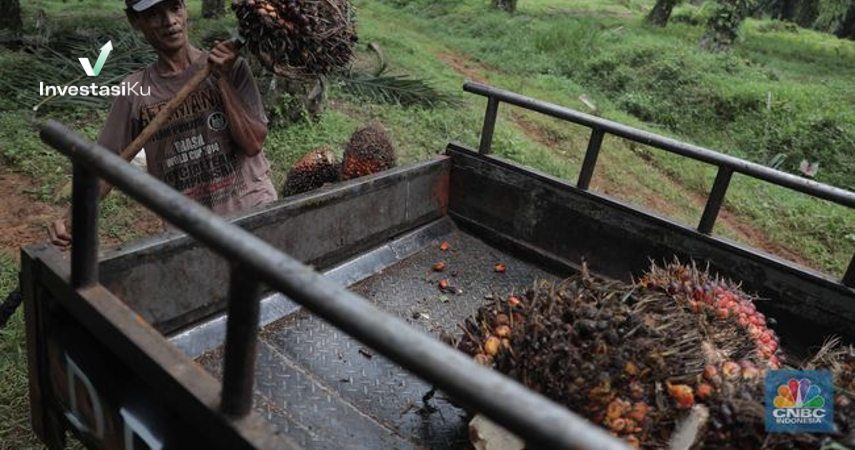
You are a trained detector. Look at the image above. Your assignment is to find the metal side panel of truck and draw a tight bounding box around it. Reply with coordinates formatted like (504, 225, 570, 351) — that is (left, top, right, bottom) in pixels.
(21, 83, 855, 450)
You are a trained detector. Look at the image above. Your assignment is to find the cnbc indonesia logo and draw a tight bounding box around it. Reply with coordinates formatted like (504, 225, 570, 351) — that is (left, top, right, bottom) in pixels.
(765, 370, 834, 433)
(38, 40, 150, 105)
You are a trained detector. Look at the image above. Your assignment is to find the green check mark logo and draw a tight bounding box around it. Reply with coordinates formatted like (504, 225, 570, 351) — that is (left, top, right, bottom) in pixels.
(79, 40, 113, 77)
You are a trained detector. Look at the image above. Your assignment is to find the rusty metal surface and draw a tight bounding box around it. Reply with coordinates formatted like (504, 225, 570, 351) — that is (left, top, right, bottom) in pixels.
(446, 143, 855, 347)
(196, 225, 559, 449)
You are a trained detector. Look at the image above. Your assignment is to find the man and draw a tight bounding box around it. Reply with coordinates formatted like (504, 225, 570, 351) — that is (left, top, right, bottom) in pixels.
(50, 0, 277, 245)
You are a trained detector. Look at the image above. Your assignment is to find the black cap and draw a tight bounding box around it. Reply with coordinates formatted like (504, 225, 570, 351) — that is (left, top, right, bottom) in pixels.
(125, 0, 168, 12)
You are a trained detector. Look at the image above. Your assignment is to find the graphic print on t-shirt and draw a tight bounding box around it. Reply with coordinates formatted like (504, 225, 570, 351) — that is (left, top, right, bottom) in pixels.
(136, 87, 246, 208)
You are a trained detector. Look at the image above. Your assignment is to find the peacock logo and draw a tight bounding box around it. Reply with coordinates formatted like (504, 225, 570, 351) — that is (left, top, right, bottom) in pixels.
(765, 370, 833, 433)
(773, 378, 825, 409)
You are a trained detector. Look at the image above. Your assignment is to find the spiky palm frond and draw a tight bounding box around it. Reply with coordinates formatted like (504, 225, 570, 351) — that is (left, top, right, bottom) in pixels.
(336, 73, 460, 108)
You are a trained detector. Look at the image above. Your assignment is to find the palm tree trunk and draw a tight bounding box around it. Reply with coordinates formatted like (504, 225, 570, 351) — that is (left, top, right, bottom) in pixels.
(646, 0, 681, 26)
(0, 0, 23, 34)
(202, 0, 226, 19)
(492, 0, 518, 13)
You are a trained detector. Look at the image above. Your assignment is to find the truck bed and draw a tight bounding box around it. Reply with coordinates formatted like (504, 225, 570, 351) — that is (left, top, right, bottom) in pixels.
(195, 219, 557, 449)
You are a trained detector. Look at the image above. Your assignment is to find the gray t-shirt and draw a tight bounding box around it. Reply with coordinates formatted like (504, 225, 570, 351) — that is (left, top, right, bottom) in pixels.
(98, 55, 277, 217)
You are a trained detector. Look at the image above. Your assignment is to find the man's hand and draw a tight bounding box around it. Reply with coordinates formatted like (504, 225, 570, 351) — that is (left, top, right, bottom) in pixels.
(209, 40, 238, 79)
(48, 218, 71, 248)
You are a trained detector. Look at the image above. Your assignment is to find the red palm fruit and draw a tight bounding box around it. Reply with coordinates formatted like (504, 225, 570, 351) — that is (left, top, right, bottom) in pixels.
(722, 361, 741, 380)
(696, 383, 714, 400)
(483, 336, 501, 356)
(494, 325, 511, 338)
(742, 366, 760, 380)
(768, 355, 781, 368)
(495, 313, 510, 326)
(627, 402, 649, 422)
(606, 399, 627, 420)
(689, 301, 701, 313)
(766, 340, 779, 353)
(609, 418, 627, 433)
(624, 362, 640, 377)
(703, 365, 718, 381)
(624, 418, 640, 433)
(748, 325, 762, 338)
(667, 383, 695, 409)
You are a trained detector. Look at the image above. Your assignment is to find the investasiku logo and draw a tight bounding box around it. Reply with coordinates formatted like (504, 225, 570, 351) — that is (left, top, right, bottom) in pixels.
(765, 370, 834, 433)
(37, 39, 150, 108)
(79, 40, 113, 77)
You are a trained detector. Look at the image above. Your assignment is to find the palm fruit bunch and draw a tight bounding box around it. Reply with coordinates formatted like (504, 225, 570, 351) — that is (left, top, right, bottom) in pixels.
(282, 146, 339, 196)
(340, 122, 397, 181)
(231, 0, 357, 78)
(638, 260, 782, 369)
(456, 261, 853, 449)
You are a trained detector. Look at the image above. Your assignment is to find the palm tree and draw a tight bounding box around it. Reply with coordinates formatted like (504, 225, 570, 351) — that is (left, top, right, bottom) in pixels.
(202, 0, 226, 19)
(0, 0, 23, 35)
(492, 0, 518, 13)
(646, 0, 681, 26)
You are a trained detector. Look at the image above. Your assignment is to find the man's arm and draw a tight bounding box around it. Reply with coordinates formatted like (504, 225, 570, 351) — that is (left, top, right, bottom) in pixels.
(209, 41, 268, 157)
(48, 94, 135, 247)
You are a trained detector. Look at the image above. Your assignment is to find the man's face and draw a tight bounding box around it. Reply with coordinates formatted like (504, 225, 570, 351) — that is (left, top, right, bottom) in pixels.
(130, 0, 189, 53)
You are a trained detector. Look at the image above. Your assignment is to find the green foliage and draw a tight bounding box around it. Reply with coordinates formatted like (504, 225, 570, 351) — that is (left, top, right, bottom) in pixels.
(813, 0, 851, 33)
(700, 0, 757, 52)
(672, 2, 717, 25)
(336, 73, 462, 108)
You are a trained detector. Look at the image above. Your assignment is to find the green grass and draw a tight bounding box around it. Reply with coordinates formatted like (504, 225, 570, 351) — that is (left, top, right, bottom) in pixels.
(0, 254, 42, 449)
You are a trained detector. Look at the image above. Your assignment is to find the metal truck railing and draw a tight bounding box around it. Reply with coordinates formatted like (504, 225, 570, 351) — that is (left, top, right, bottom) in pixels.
(464, 81, 855, 288)
(39, 119, 632, 450)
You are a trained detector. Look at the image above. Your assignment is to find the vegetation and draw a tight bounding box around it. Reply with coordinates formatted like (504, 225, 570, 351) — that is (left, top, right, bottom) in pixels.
(0, 0, 853, 447)
(647, 0, 682, 26)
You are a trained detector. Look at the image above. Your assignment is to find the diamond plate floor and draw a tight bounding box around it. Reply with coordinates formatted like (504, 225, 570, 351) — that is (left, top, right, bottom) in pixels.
(196, 226, 559, 449)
